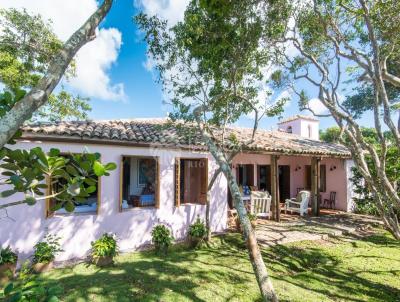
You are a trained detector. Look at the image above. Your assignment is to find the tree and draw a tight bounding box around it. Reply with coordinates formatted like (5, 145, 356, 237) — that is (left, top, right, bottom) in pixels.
(267, 0, 400, 238)
(0, 0, 113, 149)
(136, 1, 287, 300)
(0, 0, 115, 211)
(0, 8, 91, 121)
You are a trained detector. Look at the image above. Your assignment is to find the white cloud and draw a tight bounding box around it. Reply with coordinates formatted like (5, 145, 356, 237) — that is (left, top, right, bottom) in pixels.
(136, 0, 189, 26)
(0, 0, 125, 101)
(308, 98, 329, 115)
(68, 28, 125, 101)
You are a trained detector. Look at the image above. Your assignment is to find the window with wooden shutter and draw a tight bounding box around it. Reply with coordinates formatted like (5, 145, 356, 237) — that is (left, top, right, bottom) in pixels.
(176, 158, 208, 205)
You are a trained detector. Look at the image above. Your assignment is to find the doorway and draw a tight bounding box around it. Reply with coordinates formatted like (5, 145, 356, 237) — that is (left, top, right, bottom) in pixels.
(278, 165, 290, 202)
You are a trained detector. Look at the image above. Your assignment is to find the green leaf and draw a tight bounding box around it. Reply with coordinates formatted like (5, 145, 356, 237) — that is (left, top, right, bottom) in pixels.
(64, 201, 75, 212)
(49, 148, 60, 157)
(86, 186, 97, 194)
(93, 161, 105, 177)
(66, 165, 79, 176)
(25, 195, 37, 206)
(1, 189, 17, 198)
(4, 282, 14, 295)
(48, 296, 60, 302)
(104, 162, 117, 171)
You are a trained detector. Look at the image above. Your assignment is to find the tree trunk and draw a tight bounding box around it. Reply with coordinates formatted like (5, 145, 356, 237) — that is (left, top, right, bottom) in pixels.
(0, 0, 113, 149)
(194, 112, 278, 301)
(205, 168, 222, 242)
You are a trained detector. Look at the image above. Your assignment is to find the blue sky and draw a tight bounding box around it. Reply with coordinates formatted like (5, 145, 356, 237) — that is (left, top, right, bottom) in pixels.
(1, 0, 376, 131)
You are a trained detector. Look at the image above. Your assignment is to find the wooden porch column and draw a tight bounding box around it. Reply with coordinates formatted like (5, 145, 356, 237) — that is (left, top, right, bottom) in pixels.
(311, 157, 321, 216)
(270, 155, 280, 222)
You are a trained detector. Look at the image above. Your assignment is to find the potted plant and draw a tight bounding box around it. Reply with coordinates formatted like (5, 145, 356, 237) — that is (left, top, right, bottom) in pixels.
(188, 218, 207, 248)
(32, 234, 62, 273)
(91, 233, 118, 267)
(151, 225, 173, 255)
(0, 246, 18, 284)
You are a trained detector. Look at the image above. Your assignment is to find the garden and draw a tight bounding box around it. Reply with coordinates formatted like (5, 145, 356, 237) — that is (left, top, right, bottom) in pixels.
(1, 218, 399, 302)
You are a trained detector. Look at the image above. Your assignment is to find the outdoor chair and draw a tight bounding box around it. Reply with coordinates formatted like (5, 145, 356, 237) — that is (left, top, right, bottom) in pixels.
(324, 191, 336, 209)
(250, 191, 272, 219)
(285, 190, 310, 216)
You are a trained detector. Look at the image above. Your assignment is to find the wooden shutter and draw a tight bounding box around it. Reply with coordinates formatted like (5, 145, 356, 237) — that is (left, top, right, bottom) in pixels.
(175, 158, 181, 207)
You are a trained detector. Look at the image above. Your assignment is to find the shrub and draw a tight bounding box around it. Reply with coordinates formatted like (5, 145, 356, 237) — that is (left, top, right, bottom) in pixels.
(0, 246, 18, 265)
(188, 218, 207, 239)
(151, 225, 173, 254)
(91, 233, 118, 258)
(33, 234, 62, 264)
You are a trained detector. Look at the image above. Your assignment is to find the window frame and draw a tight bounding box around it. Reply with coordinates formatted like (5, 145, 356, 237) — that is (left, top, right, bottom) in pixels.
(46, 153, 102, 218)
(174, 157, 208, 207)
(119, 155, 160, 212)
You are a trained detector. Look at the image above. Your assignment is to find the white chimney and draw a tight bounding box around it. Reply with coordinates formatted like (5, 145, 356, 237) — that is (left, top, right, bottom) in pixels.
(278, 115, 320, 140)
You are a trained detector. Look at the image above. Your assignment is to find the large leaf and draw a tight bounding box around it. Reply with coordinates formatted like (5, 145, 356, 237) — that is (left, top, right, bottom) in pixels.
(104, 162, 117, 171)
(64, 201, 75, 212)
(93, 161, 105, 177)
(0, 189, 17, 198)
(4, 282, 14, 295)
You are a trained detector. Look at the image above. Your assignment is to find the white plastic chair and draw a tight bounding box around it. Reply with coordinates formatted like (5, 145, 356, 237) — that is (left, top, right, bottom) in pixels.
(250, 191, 272, 219)
(285, 190, 310, 216)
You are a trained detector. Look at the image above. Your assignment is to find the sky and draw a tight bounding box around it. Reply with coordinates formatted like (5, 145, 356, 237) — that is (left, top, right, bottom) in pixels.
(0, 0, 376, 131)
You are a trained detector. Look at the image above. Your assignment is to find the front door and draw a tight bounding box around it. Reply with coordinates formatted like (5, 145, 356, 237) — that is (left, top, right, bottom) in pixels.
(279, 165, 290, 202)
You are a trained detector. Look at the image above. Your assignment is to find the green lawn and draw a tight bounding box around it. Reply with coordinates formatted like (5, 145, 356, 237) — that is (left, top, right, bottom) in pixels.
(21, 231, 400, 301)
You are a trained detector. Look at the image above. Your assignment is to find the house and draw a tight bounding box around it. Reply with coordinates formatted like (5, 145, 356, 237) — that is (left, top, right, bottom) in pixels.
(0, 116, 354, 262)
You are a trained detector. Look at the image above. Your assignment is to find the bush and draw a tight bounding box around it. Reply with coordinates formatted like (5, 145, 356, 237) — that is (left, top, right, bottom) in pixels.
(0, 246, 18, 265)
(188, 218, 207, 239)
(151, 225, 173, 254)
(91, 233, 118, 258)
(33, 234, 62, 264)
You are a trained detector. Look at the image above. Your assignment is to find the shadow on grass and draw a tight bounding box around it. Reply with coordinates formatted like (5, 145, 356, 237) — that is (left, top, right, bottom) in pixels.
(38, 234, 257, 302)
(263, 234, 400, 302)
(35, 232, 399, 302)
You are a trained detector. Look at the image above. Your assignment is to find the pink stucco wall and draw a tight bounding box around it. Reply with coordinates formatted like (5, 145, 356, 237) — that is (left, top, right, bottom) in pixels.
(0, 140, 228, 263)
(232, 154, 352, 211)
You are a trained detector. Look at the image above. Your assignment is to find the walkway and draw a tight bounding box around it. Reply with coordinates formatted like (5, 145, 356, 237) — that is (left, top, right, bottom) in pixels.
(255, 212, 382, 247)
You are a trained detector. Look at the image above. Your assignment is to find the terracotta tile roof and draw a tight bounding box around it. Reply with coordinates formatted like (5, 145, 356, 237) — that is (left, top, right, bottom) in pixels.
(21, 118, 350, 158)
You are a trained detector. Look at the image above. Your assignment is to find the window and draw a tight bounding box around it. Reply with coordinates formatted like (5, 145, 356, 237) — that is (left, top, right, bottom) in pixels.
(47, 154, 100, 217)
(120, 156, 159, 210)
(308, 124, 312, 138)
(305, 164, 326, 192)
(175, 158, 208, 206)
(287, 126, 292, 133)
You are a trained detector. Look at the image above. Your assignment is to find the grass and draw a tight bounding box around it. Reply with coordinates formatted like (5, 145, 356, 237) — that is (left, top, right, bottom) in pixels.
(4, 231, 400, 302)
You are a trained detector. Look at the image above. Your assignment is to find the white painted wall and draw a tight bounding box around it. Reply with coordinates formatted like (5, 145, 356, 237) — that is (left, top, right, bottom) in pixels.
(0, 140, 228, 263)
(278, 118, 320, 140)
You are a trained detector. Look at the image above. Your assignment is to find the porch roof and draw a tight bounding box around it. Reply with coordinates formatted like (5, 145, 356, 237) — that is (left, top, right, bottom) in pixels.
(20, 118, 351, 158)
